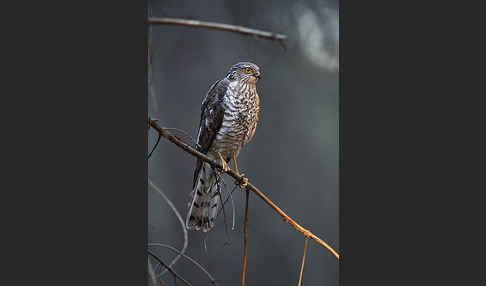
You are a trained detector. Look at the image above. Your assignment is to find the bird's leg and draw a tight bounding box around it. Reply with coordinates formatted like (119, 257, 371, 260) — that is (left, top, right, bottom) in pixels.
(217, 152, 230, 173)
(233, 152, 248, 188)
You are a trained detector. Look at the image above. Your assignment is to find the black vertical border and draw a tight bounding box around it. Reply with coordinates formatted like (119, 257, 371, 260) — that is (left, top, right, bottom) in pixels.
(338, 0, 472, 285)
(10, 0, 149, 284)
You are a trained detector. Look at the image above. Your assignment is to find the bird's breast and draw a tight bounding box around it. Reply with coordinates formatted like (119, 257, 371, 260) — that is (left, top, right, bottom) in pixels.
(211, 82, 260, 157)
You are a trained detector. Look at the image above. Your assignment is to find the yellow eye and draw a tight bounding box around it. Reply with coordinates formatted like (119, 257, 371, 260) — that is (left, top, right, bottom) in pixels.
(244, 67, 252, 74)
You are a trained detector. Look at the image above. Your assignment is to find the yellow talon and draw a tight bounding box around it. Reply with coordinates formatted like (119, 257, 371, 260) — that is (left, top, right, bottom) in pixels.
(240, 177, 248, 189)
(218, 152, 230, 173)
(234, 173, 248, 188)
(231, 152, 248, 188)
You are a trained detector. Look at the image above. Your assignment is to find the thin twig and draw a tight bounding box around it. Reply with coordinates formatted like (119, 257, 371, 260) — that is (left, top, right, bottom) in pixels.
(215, 173, 231, 245)
(148, 119, 340, 260)
(217, 178, 238, 231)
(148, 17, 287, 47)
(149, 126, 197, 159)
(229, 185, 236, 230)
(149, 243, 219, 286)
(163, 128, 197, 145)
(241, 189, 250, 286)
(297, 236, 310, 286)
(148, 250, 192, 286)
(148, 131, 161, 159)
(148, 179, 189, 277)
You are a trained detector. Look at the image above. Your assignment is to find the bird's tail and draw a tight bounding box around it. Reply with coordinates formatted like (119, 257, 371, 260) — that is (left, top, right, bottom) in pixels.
(186, 163, 220, 232)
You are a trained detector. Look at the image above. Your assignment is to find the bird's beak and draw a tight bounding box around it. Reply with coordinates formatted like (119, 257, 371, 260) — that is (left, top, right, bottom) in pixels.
(255, 72, 261, 79)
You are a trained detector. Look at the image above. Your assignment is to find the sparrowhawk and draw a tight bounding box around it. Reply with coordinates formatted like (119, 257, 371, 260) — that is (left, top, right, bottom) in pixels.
(186, 62, 261, 232)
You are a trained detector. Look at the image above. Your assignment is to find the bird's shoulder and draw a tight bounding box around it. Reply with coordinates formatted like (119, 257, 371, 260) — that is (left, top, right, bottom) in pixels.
(201, 78, 230, 111)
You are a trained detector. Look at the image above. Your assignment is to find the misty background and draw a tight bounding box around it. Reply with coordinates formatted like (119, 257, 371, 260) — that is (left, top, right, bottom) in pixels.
(148, 0, 339, 285)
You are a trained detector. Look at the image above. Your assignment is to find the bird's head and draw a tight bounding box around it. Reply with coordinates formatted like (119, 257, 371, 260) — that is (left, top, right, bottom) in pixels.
(227, 62, 261, 83)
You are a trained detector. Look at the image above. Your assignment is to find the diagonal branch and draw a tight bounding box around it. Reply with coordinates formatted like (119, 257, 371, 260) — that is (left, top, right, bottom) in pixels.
(148, 118, 340, 260)
(148, 17, 287, 47)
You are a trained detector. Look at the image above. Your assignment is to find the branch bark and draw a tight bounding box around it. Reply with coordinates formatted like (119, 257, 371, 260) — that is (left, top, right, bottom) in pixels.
(148, 17, 287, 46)
(148, 118, 340, 260)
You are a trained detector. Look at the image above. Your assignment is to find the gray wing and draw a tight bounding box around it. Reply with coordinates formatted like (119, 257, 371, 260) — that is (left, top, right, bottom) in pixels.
(192, 78, 229, 188)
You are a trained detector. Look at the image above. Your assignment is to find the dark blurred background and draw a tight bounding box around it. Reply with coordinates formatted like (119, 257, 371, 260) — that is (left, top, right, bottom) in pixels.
(148, 0, 339, 285)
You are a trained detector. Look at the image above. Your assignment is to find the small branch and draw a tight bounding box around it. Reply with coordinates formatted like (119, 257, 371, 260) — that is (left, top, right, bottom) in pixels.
(241, 189, 250, 286)
(163, 128, 197, 145)
(148, 250, 192, 286)
(149, 243, 219, 286)
(148, 17, 287, 46)
(217, 182, 239, 231)
(148, 131, 161, 159)
(297, 236, 310, 286)
(148, 119, 340, 260)
(215, 175, 231, 245)
(148, 179, 189, 277)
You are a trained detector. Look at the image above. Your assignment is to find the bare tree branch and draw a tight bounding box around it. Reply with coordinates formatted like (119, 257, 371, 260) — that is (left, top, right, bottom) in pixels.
(147, 118, 340, 260)
(148, 17, 287, 47)
(148, 179, 189, 277)
(149, 243, 219, 286)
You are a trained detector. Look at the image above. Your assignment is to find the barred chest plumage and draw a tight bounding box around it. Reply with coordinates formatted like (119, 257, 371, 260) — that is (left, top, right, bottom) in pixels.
(210, 80, 260, 159)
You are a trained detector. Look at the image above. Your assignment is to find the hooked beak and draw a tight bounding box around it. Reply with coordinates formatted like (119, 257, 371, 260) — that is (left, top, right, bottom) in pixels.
(255, 72, 262, 79)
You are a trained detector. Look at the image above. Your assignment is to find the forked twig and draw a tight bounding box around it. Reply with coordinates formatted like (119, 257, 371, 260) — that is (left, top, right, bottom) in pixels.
(148, 179, 189, 277)
(148, 119, 340, 260)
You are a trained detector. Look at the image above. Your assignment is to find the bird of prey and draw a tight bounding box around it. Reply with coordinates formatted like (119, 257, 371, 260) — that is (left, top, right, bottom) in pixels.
(186, 62, 261, 232)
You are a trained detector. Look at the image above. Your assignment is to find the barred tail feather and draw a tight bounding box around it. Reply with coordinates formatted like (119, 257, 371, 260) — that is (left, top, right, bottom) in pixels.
(186, 163, 220, 232)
